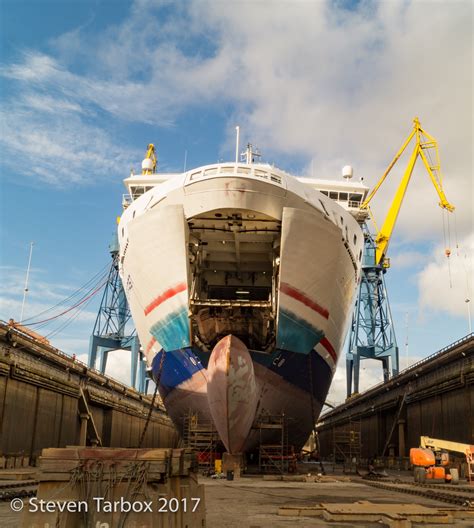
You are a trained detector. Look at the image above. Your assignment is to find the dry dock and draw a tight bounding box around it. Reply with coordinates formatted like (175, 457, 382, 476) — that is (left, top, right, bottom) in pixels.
(317, 333, 473, 463)
(1, 320, 473, 526)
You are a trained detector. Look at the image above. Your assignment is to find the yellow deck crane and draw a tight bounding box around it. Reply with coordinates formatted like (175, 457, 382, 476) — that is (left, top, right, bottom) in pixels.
(346, 118, 455, 397)
(141, 143, 157, 175)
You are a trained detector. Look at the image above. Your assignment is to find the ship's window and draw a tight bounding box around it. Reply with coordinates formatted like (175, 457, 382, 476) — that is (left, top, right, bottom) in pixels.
(254, 169, 268, 179)
(349, 193, 362, 203)
(353, 234, 357, 245)
(319, 200, 329, 216)
(345, 226, 348, 240)
(270, 174, 282, 183)
(133, 211, 136, 218)
(339, 192, 348, 201)
(237, 166, 251, 174)
(359, 250, 362, 261)
(320, 190, 329, 196)
(122, 228, 124, 236)
(205, 168, 218, 176)
(340, 216, 344, 225)
(329, 191, 338, 200)
(131, 186, 145, 199)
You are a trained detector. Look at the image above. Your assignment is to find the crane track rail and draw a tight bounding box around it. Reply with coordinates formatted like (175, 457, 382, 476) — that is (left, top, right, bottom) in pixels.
(363, 479, 474, 508)
(362, 476, 474, 493)
(0, 481, 38, 502)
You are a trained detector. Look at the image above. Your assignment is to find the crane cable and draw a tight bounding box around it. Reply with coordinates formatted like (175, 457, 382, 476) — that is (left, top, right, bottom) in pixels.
(22, 274, 108, 327)
(20, 263, 110, 325)
(441, 210, 453, 289)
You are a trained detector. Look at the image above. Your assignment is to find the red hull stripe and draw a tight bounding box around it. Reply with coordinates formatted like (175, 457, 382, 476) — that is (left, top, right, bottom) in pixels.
(146, 337, 157, 354)
(280, 282, 329, 320)
(320, 337, 337, 362)
(144, 282, 187, 316)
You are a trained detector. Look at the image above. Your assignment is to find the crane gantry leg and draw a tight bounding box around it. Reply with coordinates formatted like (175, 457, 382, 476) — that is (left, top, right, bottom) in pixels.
(88, 233, 149, 393)
(346, 227, 399, 397)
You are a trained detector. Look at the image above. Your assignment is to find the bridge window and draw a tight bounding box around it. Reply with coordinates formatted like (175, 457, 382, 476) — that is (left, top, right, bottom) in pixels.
(329, 191, 338, 200)
(349, 193, 362, 203)
(320, 190, 329, 196)
(339, 192, 348, 201)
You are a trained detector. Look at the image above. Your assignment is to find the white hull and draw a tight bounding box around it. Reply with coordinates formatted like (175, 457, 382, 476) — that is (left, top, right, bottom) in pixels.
(118, 163, 364, 450)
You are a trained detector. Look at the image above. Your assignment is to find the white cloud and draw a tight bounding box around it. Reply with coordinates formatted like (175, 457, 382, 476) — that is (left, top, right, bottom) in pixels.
(390, 250, 427, 269)
(77, 349, 133, 386)
(418, 233, 473, 318)
(1, 1, 471, 238)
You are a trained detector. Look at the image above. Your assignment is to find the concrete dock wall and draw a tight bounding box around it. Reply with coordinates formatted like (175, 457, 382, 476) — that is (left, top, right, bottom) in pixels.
(316, 334, 474, 459)
(0, 322, 179, 466)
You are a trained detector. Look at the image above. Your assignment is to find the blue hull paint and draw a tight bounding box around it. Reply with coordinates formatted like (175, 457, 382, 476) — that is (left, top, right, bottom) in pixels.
(150, 308, 190, 351)
(151, 345, 333, 406)
(151, 347, 204, 398)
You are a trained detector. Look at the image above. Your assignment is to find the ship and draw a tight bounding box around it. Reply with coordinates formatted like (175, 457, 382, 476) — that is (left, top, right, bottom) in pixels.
(117, 142, 368, 454)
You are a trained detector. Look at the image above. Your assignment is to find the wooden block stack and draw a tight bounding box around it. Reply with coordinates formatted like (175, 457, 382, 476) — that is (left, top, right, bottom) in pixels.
(20, 447, 206, 528)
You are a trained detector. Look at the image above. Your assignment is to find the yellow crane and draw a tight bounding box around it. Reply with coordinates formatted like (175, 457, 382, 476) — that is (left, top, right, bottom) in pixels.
(346, 118, 455, 397)
(361, 117, 455, 266)
(141, 143, 157, 175)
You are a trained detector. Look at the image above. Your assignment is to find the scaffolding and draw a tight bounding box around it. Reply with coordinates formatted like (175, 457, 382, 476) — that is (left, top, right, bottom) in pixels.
(332, 419, 361, 473)
(257, 413, 296, 474)
(182, 411, 219, 474)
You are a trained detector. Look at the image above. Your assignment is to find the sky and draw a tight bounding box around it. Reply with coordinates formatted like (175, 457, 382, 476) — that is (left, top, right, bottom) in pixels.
(0, 0, 472, 405)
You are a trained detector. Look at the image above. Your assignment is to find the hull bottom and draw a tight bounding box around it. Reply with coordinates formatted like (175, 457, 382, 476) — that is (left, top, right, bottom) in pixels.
(151, 346, 333, 452)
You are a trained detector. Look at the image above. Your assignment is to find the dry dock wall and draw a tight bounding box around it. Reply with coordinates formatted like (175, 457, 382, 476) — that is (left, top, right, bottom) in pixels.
(316, 334, 474, 460)
(0, 322, 179, 466)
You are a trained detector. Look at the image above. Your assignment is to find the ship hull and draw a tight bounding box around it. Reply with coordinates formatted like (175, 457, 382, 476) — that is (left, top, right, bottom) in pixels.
(150, 345, 333, 451)
(118, 163, 363, 452)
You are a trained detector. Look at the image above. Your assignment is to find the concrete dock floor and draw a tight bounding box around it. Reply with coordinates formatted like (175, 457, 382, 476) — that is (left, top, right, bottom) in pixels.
(203, 475, 473, 527)
(1, 472, 473, 527)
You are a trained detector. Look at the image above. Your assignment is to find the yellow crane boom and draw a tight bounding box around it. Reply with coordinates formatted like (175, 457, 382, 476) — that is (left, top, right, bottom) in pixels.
(361, 118, 455, 266)
(420, 436, 474, 456)
(142, 143, 157, 175)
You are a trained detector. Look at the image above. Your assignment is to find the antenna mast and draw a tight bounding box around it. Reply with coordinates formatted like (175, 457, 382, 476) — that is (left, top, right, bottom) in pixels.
(20, 241, 34, 323)
(235, 126, 240, 163)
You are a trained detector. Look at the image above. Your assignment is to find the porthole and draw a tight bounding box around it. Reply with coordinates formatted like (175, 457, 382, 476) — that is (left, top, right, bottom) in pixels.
(353, 234, 357, 245)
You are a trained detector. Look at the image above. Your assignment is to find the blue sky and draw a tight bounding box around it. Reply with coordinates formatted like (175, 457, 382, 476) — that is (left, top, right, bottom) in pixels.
(0, 0, 472, 402)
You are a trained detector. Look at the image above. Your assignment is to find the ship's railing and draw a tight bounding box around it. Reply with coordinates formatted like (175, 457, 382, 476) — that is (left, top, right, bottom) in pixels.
(187, 164, 285, 187)
(190, 299, 272, 308)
